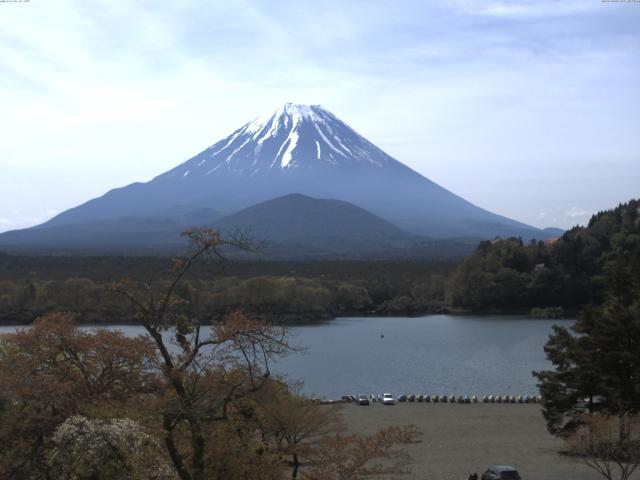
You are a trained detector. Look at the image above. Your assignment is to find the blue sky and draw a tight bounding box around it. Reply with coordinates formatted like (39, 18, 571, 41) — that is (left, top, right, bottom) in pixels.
(1, 0, 638, 232)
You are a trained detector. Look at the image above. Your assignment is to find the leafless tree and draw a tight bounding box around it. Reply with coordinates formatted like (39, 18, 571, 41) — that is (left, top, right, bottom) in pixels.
(115, 228, 295, 480)
(568, 414, 640, 480)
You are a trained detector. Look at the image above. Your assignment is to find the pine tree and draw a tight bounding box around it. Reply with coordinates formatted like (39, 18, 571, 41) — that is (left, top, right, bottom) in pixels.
(534, 298, 640, 439)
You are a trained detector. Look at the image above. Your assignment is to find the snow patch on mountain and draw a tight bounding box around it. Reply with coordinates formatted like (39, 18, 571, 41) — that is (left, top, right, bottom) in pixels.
(280, 128, 299, 168)
(313, 122, 345, 159)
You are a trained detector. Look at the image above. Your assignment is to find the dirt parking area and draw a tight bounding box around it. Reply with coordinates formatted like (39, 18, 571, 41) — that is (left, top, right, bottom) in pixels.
(342, 402, 633, 480)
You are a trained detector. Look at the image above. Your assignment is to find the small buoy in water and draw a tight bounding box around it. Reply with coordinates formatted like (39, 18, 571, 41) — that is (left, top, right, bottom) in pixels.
(380, 334, 384, 338)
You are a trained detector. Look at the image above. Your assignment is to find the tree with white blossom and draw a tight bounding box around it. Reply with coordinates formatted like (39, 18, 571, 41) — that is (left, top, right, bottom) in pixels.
(48, 416, 176, 480)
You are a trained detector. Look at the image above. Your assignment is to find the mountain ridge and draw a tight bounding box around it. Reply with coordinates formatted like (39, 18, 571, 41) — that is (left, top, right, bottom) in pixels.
(214, 193, 407, 241)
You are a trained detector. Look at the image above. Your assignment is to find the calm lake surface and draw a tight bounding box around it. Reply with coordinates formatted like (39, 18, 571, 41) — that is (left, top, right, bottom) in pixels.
(0, 315, 571, 399)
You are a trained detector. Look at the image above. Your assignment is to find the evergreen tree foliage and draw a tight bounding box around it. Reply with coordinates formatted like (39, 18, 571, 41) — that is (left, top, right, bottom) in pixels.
(534, 298, 640, 437)
(533, 199, 640, 438)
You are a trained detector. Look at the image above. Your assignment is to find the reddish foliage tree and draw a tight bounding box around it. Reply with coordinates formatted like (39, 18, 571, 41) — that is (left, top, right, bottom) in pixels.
(0, 312, 157, 478)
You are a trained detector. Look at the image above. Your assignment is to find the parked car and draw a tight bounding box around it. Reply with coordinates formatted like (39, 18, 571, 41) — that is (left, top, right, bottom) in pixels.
(397, 394, 408, 402)
(481, 466, 521, 480)
(382, 393, 395, 405)
(357, 394, 370, 406)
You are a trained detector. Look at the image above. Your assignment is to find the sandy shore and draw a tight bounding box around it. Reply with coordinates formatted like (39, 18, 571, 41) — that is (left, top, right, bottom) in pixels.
(341, 402, 627, 480)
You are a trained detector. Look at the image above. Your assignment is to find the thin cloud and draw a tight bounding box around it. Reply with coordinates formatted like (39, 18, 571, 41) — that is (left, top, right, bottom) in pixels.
(447, 0, 599, 18)
(565, 207, 591, 219)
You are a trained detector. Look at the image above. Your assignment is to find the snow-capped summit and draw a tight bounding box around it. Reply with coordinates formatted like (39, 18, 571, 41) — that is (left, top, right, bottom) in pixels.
(246, 103, 322, 132)
(169, 103, 393, 178)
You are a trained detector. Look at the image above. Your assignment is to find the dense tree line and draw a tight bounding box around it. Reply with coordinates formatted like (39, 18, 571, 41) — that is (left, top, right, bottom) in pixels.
(0, 267, 452, 325)
(0, 254, 454, 284)
(0, 275, 402, 324)
(449, 199, 640, 314)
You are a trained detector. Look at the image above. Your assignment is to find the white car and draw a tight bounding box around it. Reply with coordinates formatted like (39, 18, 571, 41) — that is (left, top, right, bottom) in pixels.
(382, 393, 395, 405)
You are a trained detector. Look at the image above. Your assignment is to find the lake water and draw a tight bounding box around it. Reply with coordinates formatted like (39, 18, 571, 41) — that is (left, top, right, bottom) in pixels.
(0, 315, 571, 399)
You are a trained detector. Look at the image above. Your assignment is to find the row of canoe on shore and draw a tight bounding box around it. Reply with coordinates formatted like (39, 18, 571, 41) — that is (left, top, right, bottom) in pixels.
(340, 394, 542, 404)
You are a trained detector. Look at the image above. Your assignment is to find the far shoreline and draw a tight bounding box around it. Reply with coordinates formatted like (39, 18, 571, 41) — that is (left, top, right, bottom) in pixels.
(0, 310, 576, 328)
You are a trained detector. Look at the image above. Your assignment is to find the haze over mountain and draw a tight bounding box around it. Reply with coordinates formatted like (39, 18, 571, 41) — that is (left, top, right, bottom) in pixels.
(0, 103, 562, 255)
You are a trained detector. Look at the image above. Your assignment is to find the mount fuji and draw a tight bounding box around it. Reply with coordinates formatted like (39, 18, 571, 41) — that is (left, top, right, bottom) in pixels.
(0, 103, 560, 255)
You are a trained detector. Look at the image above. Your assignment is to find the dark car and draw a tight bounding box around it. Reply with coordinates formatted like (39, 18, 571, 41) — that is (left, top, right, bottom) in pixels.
(357, 394, 370, 405)
(481, 466, 521, 480)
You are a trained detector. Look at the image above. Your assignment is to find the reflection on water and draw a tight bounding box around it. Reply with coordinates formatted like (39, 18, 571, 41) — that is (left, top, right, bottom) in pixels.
(0, 315, 571, 398)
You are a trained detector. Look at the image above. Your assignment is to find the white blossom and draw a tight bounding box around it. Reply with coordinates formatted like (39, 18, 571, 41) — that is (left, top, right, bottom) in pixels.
(48, 416, 177, 480)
